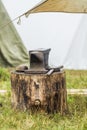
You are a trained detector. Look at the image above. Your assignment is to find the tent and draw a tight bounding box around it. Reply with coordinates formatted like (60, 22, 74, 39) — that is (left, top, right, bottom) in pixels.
(64, 15, 87, 69)
(0, 0, 28, 67)
(1, 0, 87, 69)
(26, 0, 87, 14)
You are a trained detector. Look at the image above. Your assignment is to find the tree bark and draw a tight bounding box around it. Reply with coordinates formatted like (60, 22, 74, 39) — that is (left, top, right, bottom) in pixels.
(11, 71, 67, 114)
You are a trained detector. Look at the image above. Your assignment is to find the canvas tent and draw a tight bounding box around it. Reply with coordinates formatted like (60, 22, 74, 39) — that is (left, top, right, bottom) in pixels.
(1, 0, 87, 69)
(0, 0, 28, 67)
(18, 0, 87, 70)
(64, 15, 87, 69)
(26, 0, 87, 14)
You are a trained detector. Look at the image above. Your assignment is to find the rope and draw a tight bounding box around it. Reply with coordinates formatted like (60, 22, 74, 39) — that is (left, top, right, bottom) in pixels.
(0, 13, 25, 30)
(0, 0, 48, 31)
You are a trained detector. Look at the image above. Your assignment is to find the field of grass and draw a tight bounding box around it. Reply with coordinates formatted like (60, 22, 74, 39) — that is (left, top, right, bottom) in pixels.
(66, 70, 87, 89)
(0, 68, 87, 130)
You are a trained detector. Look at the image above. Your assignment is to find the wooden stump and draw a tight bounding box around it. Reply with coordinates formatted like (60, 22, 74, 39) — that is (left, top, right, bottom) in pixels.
(11, 71, 67, 114)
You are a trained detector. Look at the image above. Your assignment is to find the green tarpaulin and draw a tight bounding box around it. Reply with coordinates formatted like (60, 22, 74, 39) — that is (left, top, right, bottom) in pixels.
(0, 0, 28, 67)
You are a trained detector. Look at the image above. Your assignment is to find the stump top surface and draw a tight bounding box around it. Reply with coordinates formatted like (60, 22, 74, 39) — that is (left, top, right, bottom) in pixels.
(11, 70, 65, 76)
(29, 48, 51, 53)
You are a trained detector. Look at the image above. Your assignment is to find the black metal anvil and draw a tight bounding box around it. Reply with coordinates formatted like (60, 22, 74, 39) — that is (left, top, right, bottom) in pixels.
(29, 48, 51, 70)
(16, 48, 63, 74)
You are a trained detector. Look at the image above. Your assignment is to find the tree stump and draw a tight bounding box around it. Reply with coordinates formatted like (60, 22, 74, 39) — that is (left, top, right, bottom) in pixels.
(11, 71, 67, 114)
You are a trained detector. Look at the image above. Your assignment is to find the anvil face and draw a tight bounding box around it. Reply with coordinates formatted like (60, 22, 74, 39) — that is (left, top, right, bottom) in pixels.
(29, 48, 51, 70)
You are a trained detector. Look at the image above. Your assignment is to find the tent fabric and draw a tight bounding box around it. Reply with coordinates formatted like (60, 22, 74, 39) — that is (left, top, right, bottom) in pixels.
(64, 15, 87, 69)
(0, 0, 28, 67)
(26, 0, 87, 14)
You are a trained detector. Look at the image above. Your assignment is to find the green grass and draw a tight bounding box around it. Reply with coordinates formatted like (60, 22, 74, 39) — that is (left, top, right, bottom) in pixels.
(66, 70, 87, 89)
(0, 67, 11, 91)
(0, 67, 10, 81)
(0, 94, 87, 130)
(0, 68, 87, 130)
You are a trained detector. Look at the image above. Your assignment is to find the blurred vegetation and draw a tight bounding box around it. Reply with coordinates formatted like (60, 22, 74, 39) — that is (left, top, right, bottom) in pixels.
(0, 67, 10, 81)
(0, 67, 10, 90)
(66, 69, 87, 88)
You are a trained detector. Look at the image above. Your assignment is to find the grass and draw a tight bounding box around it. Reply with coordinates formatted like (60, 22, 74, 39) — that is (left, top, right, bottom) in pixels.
(0, 94, 87, 130)
(0, 67, 10, 81)
(66, 70, 87, 89)
(0, 68, 87, 130)
(0, 67, 10, 91)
